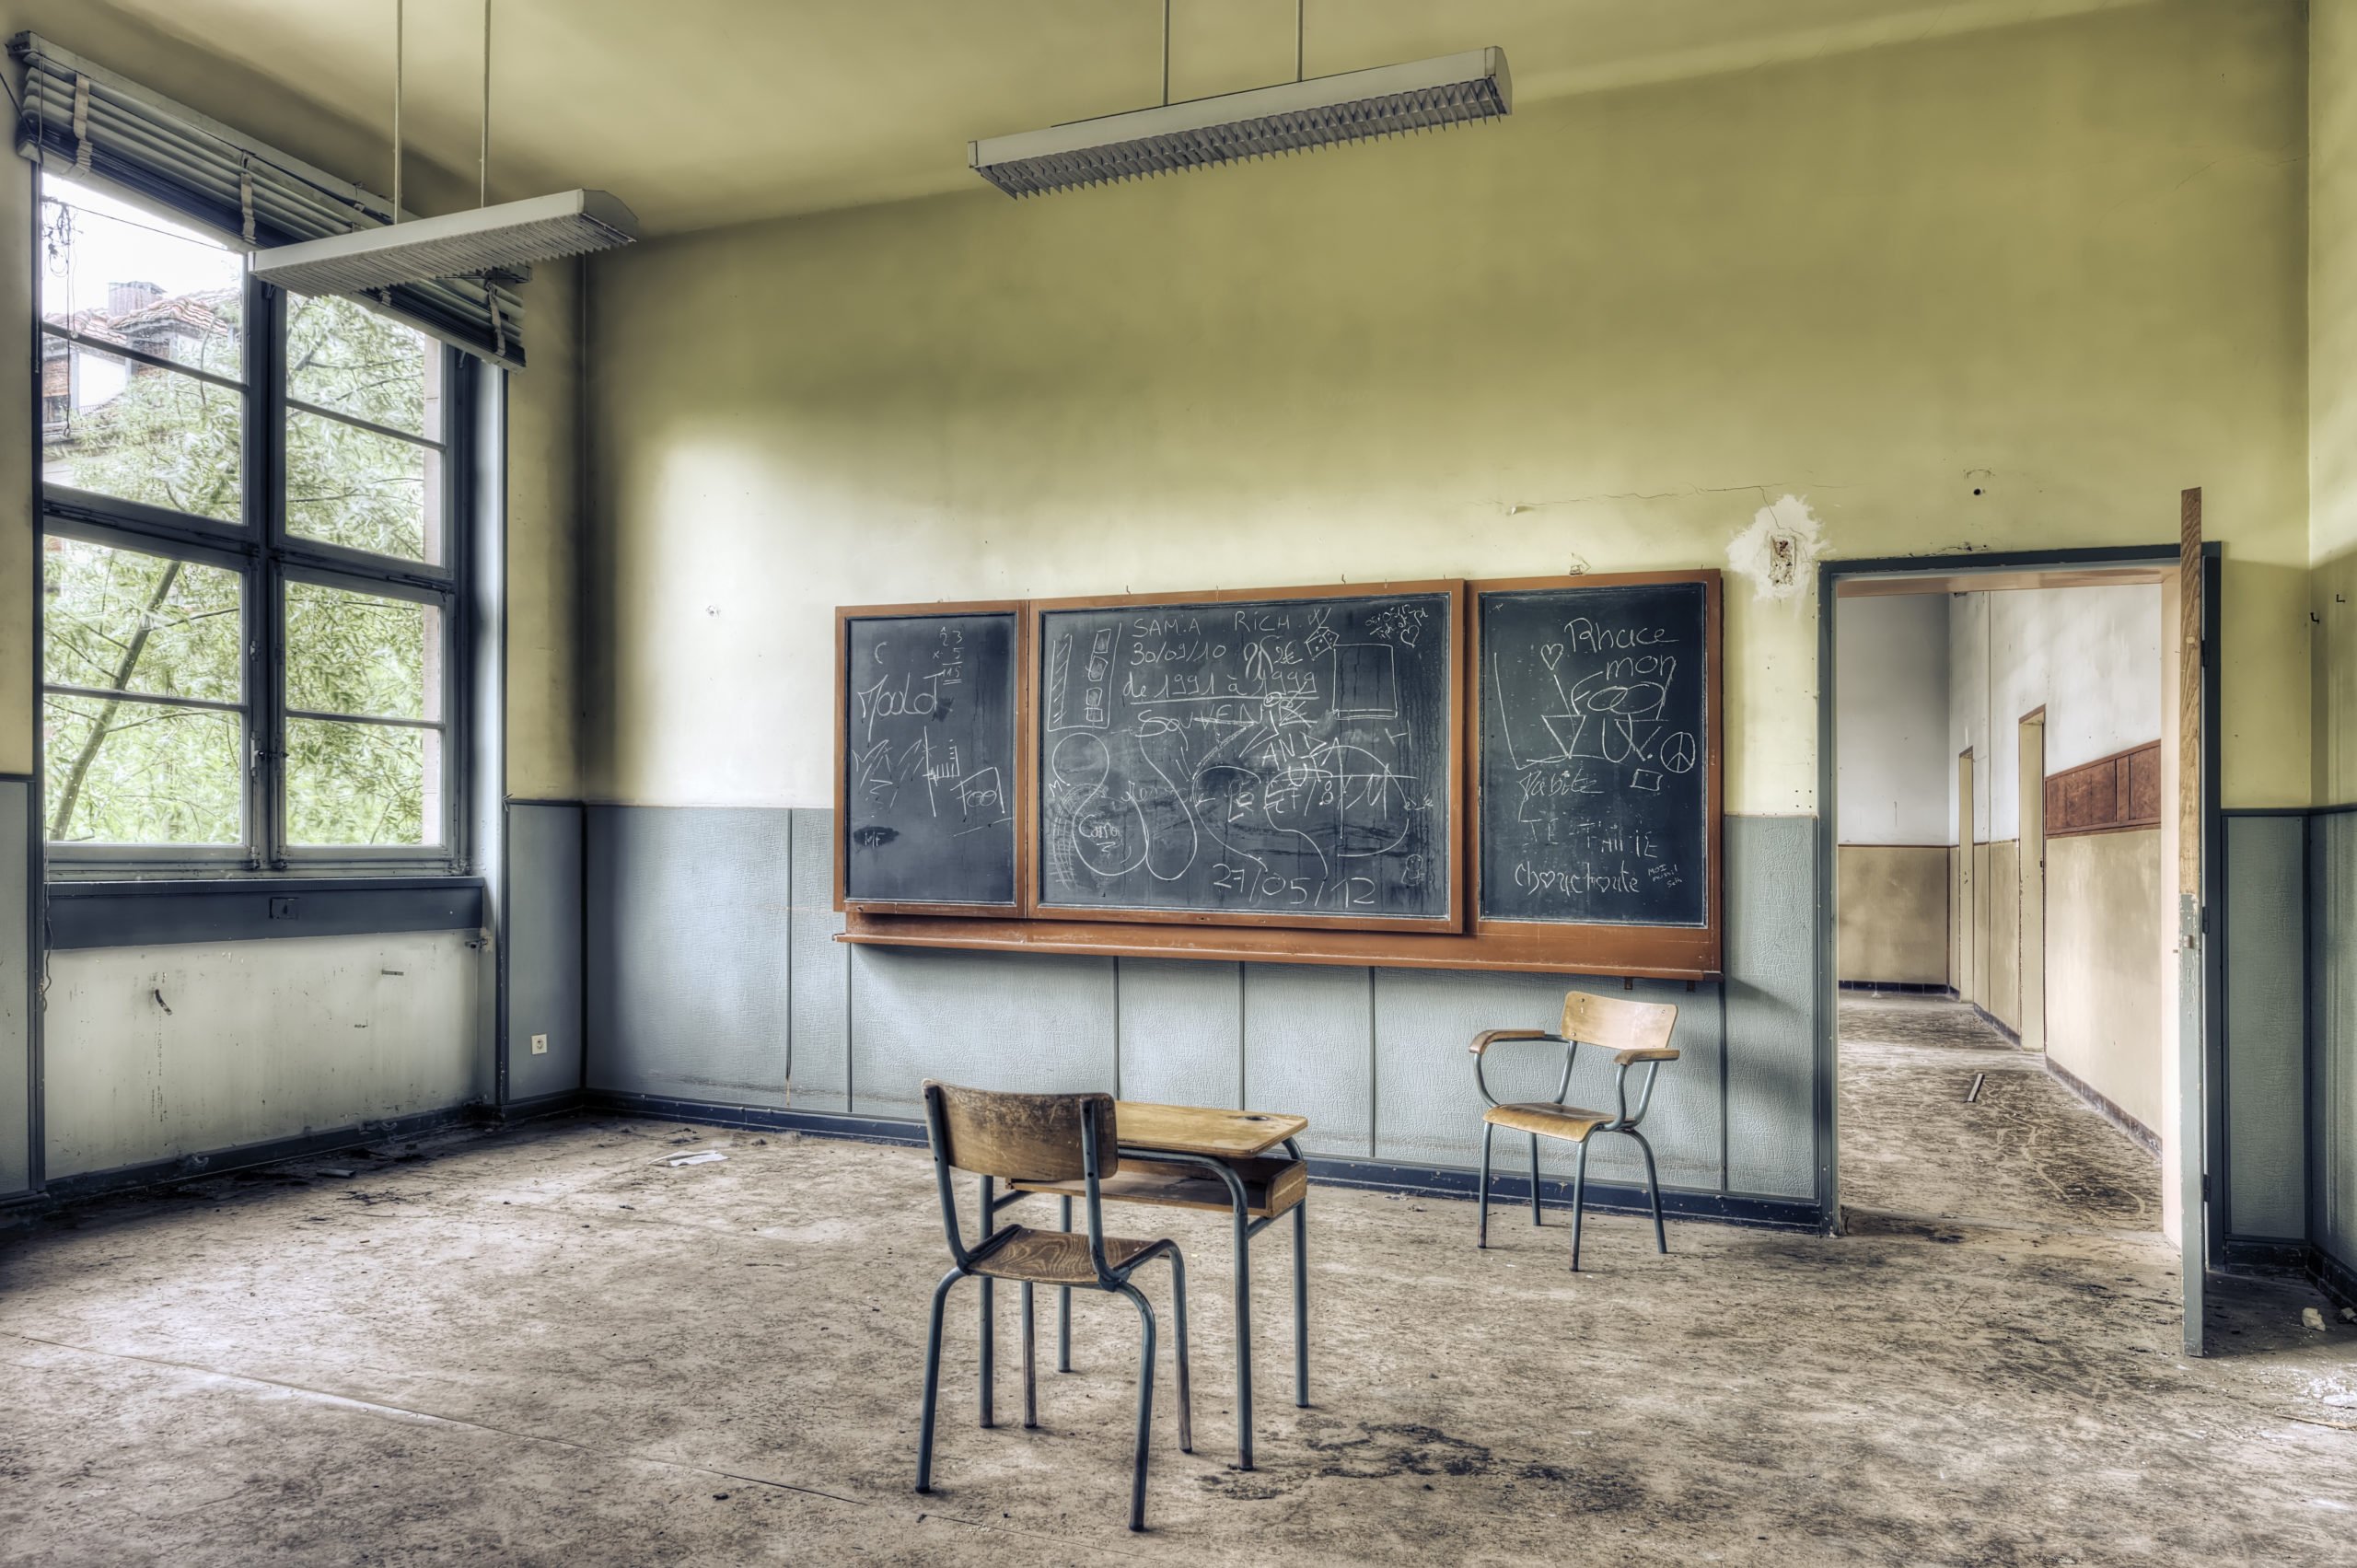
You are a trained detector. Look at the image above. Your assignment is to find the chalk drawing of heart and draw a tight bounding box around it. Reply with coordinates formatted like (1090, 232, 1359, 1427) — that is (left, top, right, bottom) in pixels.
(1540, 645, 1564, 669)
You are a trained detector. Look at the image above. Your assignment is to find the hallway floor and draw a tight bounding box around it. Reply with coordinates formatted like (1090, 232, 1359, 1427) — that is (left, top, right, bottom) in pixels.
(5, 1112, 2356, 1565)
(1838, 993, 2162, 1232)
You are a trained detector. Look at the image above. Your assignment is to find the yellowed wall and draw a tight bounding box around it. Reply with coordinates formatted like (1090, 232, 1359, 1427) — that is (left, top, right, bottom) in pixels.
(2316, 0, 2357, 806)
(0, 0, 585, 800)
(1836, 844, 1947, 986)
(2048, 829, 2166, 1137)
(1986, 841, 2022, 1033)
(586, 1, 2312, 813)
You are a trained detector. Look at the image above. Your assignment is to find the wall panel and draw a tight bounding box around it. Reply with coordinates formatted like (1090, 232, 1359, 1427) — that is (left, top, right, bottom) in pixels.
(2044, 828, 2164, 1139)
(788, 808, 850, 1112)
(1115, 958, 1242, 1110)
(585, 806, 791, 1105)
(0, 780, 28, 1195)
(1836, 844, 1948, 987)
(1724, 815, 1818, 1200)
(1242, 965, 1375, 1160)
(848, 947, 1114, 1121)
(2223, 813, 2305, 1240)
(505, 803, 584, 1103)
(44, 932, 479, 1180)
(2314, 814, 2357, 1275)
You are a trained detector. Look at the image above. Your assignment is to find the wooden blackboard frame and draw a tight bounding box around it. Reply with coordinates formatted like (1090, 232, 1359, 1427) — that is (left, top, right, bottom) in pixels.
(1023, 580, 1468, 935)
(834, 600, 1032, 918)
(1468, 569, 1724, 977)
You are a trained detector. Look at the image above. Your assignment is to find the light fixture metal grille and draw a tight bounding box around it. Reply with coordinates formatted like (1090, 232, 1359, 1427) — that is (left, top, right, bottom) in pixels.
(972, 47, 1511, 198)
(251, 190, 636, 296)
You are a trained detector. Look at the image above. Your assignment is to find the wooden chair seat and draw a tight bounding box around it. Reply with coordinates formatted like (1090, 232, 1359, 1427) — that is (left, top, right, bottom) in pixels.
(1011, 1156, 1307, 1220)
(1483, 1102, 1611, 1142)
(970, 1226, 1161, 1285)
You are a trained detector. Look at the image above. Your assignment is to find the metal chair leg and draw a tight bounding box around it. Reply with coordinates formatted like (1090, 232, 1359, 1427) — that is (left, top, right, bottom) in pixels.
(1292, 1197, 1308, 1408)
(1529, 1132, 1543, 1226)
(1057, 1195, 1074, 1373)
(1569, 1138, 1591, 1272)
(978, 1276, 994, 1427)
(916, 1269, 960, 1493)
(1168, 1251, 1194, 1454)
(1116, 1283, 1158, 1532)
(1631, 1129, 1668, 1254)
(1477, 1122, 1493, 1249)
(1021, 1282, 1037, 1428)
(1233, 1199, 1255, 1470)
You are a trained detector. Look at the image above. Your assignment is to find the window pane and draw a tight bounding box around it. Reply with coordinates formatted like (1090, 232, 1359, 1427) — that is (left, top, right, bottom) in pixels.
(286, 293, 442, 440)
(40, 174, 244, 378)
(285, 718, 440, 846)
(41, 342, 243, 522)
(284, 581, 440, 721)
(44, 694, 240, 844)
(44, 537, 241, 703)
(285, 410, 441, 563)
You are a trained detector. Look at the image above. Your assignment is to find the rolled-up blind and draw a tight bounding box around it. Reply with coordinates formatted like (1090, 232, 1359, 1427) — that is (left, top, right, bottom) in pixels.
(13, 32, 526, 369)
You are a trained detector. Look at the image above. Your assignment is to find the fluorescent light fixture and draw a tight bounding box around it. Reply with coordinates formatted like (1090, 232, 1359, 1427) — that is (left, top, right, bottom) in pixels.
(971, 47, 1510, 198)
(251, 188, 636, 295)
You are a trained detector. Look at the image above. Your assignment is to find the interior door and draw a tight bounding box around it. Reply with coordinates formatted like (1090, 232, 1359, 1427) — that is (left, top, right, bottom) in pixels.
(2177, 488, 2210, 1356)
(2018, 715, 2046, 1054)
(1956, 751, 1976, 1004)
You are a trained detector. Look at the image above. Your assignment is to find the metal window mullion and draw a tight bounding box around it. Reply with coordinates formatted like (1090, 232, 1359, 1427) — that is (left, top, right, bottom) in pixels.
(39, 325, 247, 394)
(43, 684, 243, 714)
(283, 394, 447, 453)
(285, 707, 445, 732)
(256, 276, 284, 870)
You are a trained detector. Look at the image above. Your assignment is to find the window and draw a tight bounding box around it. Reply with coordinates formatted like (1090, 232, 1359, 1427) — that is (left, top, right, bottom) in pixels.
(39, 173, 472, 871)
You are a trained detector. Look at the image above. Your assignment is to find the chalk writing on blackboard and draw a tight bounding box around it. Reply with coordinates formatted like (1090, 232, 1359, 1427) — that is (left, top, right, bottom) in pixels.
(1039, 592, 1452, 922)
(1480, 583, 1709, 926)
(844, 612, 1017, 906)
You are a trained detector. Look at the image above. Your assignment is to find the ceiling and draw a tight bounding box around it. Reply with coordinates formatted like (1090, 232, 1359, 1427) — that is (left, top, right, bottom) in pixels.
(71, 0, 2140, 237)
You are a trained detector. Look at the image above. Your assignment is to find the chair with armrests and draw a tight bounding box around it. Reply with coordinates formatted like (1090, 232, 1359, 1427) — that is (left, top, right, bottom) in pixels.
(1469, 991, 1680, 1271)
(915, 1080, 1193, 1532)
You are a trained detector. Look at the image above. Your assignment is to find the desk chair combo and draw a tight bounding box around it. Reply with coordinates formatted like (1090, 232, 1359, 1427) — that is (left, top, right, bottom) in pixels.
(1469, 991, 1680, 1270)
(915, 1082, 1193, 1532)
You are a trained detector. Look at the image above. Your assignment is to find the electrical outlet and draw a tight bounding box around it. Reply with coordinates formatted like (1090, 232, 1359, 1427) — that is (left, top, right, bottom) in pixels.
(529, 1033, 549, 1056)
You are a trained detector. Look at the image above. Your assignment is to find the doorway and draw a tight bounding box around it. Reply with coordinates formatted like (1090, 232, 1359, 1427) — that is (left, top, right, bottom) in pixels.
(1820, 542, 2214, 1353)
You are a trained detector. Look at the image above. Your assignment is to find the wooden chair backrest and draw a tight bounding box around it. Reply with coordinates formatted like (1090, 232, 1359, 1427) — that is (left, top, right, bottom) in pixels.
(1562, 992, 1678, 1055)
(923, 1081, 1118, 1183)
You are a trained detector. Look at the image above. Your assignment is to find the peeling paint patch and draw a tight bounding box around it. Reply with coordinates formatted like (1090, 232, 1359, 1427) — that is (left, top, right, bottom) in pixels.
(1728, 494, 1829, 602)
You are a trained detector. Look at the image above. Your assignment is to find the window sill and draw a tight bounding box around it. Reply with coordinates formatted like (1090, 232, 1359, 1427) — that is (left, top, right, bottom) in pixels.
(44, 876, 485, 951)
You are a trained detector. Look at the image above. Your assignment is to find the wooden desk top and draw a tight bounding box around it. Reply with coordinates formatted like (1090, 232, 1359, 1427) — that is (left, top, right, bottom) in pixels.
(1115, 1101, 1307, 1160)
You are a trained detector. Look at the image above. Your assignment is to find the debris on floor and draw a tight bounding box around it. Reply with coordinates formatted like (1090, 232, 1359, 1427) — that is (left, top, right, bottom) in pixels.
(668, 1150, 726, 1167)
(2305, 1307, 2328, 1331)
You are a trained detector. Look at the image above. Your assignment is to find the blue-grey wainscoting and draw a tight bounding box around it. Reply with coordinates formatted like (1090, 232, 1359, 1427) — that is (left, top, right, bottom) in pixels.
(586, 806, 1826, 1223)
(505, 802, 586, 1106)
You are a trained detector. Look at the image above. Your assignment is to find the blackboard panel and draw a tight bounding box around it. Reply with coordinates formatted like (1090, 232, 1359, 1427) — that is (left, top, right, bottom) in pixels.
(1038, 589, 1454, 924)
(1480, 581, 1711, 926)
(842, 610, 1018, 908)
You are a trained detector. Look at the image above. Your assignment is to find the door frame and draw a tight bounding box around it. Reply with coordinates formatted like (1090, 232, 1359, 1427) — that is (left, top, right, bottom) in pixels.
(2017, 707, 2047, 1057)
(1815, 541, 2222, 1351)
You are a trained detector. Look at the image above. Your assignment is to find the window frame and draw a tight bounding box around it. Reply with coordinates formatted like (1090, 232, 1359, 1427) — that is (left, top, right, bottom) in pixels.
(37, 184, 476, 877)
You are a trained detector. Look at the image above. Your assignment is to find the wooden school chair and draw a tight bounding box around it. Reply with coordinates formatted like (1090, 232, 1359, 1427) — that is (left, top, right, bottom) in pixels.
(1469, 992, 1680, 1271)
(915, 1082, 1194, 1533)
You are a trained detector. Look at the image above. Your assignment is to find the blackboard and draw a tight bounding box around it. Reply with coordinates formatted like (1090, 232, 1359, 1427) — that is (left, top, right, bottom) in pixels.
(840, 609, 1019, 910)
(1036, 587, 1457, 926)
(1479, 579, 1713, 927)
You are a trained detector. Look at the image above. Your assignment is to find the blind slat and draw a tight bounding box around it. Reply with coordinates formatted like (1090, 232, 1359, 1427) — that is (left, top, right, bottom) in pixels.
(15, 31, 525, 369)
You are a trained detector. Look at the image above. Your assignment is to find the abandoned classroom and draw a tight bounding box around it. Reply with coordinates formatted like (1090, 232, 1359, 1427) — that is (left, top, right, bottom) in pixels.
(4, 1, 2356, 1562)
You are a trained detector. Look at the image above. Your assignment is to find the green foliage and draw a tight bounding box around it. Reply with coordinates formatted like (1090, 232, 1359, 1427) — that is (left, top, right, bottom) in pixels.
(44, 286, 446, 850)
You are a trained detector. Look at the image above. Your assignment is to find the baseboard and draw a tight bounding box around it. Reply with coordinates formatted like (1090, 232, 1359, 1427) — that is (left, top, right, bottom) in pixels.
(489, 1089, 589, 1125)
(2039, 1055, 2162, 1157)
(2312, 1245, 2357, 1315)
(37, 1103, 483, 1205)
(2220, 1236, 2311, 1272)
(1969, 1004, 2022, 1044)
(1838, 981, 1956, 997)
(586, 1090, 1827, 1234)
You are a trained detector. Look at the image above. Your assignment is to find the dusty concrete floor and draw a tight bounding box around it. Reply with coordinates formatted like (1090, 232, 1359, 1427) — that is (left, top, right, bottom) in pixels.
(4, 1102, 2356, 1565)
(1837, 995, 2161, 1231)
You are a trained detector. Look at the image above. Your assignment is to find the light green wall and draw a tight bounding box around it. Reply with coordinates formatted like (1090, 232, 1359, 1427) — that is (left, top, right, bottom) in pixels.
(2315, 0, 2357, 806)
(586, 0, 2312, 815)
(0, 0, 585, 801)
